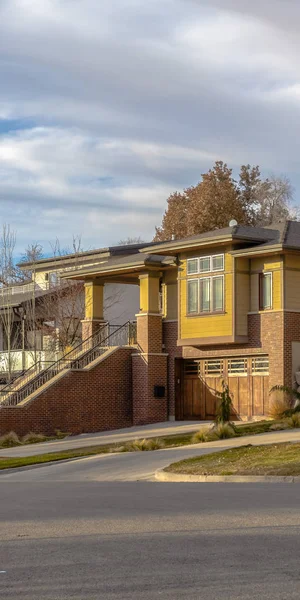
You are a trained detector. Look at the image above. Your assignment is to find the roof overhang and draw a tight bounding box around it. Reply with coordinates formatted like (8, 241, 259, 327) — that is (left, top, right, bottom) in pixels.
(61, 255, 177, 281)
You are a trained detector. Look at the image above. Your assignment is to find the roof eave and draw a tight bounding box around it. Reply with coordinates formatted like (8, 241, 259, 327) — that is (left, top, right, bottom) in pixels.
(231, 244, 283, 257)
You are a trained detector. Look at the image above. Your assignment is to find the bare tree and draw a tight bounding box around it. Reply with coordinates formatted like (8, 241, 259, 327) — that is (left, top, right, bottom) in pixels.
(119, 236, 145, 245)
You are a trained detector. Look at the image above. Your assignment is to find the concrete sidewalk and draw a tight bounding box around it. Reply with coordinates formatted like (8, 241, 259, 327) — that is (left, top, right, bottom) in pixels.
(0, 420, 212, 458)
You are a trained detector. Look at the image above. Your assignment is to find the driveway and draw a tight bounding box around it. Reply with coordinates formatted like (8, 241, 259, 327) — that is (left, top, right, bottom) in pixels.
(0, 420, 212, 457)
(1, 428, 300, 482)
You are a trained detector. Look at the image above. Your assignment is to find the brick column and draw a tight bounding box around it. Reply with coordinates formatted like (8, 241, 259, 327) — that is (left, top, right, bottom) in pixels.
(132, 312, 168, 425)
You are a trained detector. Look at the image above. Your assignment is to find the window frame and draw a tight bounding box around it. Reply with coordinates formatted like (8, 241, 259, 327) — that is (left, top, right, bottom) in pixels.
(187, 254, 224, 276)
(251, 356, 269, 376)
(228, 357, 248, 376)
(204, 359, 224, 377)
(187, 275, 225, 315)
(211, 254, 224, 272)
(187, 278, 199, 314)
(259, 271, 273, 311)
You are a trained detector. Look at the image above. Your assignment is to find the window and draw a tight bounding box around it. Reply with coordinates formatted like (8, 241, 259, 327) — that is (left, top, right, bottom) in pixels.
(187, 258, 198, 275)
(259, 272, 272, 310)
(204, 359, 224, 376)
(252, 356, 269, 375)
(187, 254, 224, 275)
(187, 276, 224, 314)
(187, 279, 198, 313)
(212, 276, 224, 312)
(212, 254, 224, 272)
(200, 278, 210, 312)
(228, 358, 247, 375)
(199, 256, 211, 273)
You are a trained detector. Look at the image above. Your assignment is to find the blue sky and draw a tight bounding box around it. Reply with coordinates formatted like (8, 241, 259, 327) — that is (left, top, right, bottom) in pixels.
(1, 0, 300, 257)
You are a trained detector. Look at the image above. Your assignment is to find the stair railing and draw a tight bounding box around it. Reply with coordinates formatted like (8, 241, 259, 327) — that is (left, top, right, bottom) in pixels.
(0, 321, 137, 407)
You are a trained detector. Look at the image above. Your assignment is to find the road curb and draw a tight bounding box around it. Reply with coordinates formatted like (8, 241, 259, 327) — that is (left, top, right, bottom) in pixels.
(155, 468, 300, 483)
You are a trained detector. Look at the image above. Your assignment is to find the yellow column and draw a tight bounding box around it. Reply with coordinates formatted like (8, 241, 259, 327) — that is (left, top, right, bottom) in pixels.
(84, 280, 104, 320)
(139, 273, 160, 314)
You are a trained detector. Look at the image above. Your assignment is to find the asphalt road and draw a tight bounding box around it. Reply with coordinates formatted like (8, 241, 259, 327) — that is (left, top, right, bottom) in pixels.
(1, 445, 300, 599)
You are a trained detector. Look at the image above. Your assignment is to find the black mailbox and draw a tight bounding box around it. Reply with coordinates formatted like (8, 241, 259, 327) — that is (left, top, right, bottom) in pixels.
(154, 385, 165, 398)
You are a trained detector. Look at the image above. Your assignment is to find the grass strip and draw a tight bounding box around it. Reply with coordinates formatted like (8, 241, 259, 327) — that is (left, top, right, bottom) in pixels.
(164, 442, 300, 477)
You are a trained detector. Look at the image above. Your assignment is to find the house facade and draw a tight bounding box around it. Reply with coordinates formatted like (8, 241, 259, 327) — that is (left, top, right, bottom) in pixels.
(1, 221, 300, 435)
(63, 220, 300, 423)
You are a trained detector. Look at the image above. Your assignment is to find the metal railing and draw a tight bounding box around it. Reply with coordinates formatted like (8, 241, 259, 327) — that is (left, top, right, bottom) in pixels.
(0, 321, 137, 407)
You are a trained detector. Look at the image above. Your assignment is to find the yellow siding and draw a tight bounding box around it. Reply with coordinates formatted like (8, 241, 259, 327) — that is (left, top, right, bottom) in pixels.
(139, 274, 160, 313)
(163, 269, 178, 320)
(235, 257, 250, 336)
(179, 251, 233, 340)
(85, 282, 104, 320)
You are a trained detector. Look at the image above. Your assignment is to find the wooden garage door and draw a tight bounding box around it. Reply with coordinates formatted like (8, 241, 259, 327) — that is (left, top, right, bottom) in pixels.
(182, 356, 269, 420)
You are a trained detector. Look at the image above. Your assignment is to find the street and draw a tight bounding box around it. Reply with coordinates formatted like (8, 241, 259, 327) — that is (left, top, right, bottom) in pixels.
(1, 445, 300, 599)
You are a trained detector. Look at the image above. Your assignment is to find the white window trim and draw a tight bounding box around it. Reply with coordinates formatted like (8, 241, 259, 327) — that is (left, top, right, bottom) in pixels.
(199, 277, 211, 313)
(187, 275, 224, 315)
(187, 254, 225, 276)
(211, 274, 224, 312)
(260, 271, 273, 310)
(211, 254, 224, 272)
(187, 258, 199, 275)
(187, 278, 199, 314)
(199, 255, 211, 274)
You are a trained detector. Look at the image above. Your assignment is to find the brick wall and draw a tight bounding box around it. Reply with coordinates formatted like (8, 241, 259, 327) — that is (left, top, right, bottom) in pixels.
(132, 353, 168, 425)
(0, 348, 133, 437)
(283, 312, 300, 387)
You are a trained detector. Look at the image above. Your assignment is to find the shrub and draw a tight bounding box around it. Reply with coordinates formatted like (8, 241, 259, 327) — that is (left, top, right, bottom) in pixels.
(269, 422, 290, 431)
(208, 423, 236, 440)
(55, 430, 69, 439)
(22, 432, 47, 445)
(284, 413, 300, 429)
(269, 385, 299, 418)
(0, 431, 22, 447)
(192, 428, 212, 444)
(129, 438, 165, 451)
(269, 390, 292, 419)
(109, 445, 127, 453)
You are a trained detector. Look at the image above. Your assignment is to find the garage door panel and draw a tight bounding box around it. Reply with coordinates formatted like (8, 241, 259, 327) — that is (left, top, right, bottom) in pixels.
(237, 377, 249, 417)
(204, 378, 219, 419)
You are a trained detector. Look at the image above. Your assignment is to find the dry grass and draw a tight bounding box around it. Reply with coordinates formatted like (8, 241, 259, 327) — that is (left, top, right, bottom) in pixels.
(0, 431, 22, 448)
(268, 391, 292, 419)
(22, 432, 48, 445)
(128, 438, 165, 451)
(191, 427, 212, 443)
(284, 413, 300, 429)
(209, 422, 236, 440)
(165, 443, 300, 477)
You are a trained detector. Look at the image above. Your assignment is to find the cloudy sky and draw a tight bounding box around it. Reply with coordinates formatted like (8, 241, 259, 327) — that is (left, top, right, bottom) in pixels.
(1, 0, 300, 256)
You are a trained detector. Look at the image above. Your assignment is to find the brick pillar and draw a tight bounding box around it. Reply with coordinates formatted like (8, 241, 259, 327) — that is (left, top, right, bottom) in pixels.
(132, 313, 168, 425)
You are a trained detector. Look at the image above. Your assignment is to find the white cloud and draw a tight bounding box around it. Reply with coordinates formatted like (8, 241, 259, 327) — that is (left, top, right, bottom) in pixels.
(0, 0, 300, 255)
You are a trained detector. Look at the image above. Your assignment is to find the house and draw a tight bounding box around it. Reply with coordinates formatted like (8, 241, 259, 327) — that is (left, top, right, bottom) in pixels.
(0, 245, 140, 381)
(1, 220, 300, 435)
